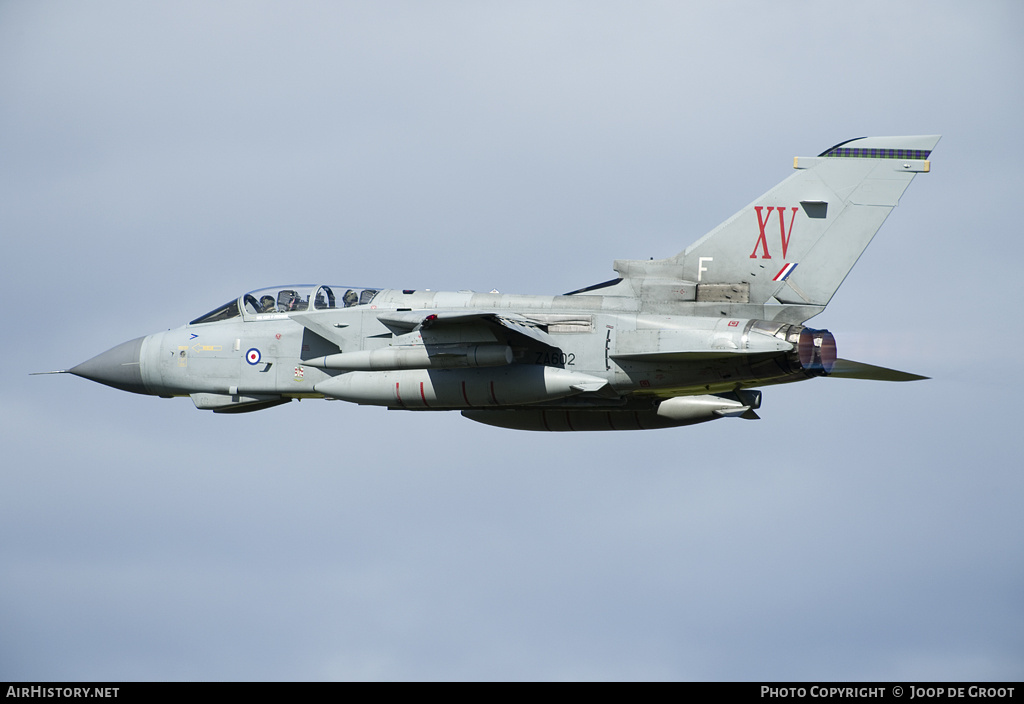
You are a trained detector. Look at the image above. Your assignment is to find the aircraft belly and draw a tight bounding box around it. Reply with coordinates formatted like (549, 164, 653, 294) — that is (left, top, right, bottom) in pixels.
(612, 354, 798, 396)
(462, 408, 699, 431)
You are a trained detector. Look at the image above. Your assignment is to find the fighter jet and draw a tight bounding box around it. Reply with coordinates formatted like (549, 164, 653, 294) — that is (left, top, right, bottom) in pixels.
(51, 135, 938, 430)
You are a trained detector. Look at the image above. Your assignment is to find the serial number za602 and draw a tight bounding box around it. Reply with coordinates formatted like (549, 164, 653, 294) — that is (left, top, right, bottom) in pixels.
(535, 351, 575, 366)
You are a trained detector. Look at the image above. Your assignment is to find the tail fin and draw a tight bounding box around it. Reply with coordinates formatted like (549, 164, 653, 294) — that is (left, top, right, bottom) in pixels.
(611, 136, 939, 314)
(679, 135, 938, 306)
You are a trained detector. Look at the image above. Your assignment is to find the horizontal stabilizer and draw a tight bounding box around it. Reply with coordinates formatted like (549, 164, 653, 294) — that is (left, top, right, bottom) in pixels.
(829, 359, 928, 382)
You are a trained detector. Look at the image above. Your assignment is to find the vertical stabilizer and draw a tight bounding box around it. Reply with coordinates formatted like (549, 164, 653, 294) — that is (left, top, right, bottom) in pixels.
(668, 135, 939, 308)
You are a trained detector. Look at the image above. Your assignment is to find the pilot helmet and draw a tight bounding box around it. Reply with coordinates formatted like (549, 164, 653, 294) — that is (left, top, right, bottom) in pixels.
(278, 290, 300, 310)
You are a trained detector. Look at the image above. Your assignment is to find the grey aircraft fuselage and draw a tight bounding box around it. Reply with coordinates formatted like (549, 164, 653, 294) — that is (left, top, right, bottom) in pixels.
(61, 135, 938, 431)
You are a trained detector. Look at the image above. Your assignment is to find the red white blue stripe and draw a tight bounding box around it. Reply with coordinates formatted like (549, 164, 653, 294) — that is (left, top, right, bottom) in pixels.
(773, 263, 798, 281)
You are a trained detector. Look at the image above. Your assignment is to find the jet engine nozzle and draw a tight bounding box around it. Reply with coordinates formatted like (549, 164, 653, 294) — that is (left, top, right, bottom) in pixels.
(797, 328, 837, 376)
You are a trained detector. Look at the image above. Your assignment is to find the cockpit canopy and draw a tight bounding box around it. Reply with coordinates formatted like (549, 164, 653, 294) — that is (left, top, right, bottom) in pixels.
(189, 284, 379, 325)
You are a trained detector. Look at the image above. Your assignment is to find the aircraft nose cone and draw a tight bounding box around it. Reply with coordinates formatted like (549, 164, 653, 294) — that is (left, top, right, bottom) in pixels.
(70, 336, 151, 395)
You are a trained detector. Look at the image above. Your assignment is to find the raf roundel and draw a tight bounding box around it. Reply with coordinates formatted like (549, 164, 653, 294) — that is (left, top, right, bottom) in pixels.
(246, 348, 262, 365)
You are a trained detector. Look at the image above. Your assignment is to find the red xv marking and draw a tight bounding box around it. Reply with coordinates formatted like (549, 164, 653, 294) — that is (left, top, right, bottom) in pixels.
(750, 206, 799, 259)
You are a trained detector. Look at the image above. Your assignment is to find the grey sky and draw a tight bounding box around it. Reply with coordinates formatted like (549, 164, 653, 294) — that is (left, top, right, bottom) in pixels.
(2, 1, 1022, 680)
